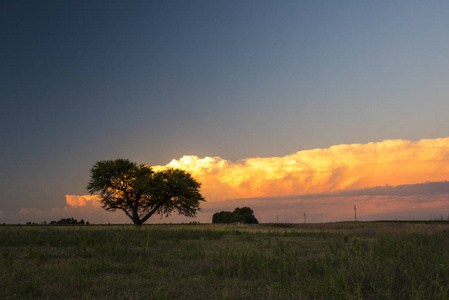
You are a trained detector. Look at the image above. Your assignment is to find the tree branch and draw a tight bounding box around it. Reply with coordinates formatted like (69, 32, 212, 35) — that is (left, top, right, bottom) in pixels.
(121, 208, 133, 220)
(140, 200, 165, 224)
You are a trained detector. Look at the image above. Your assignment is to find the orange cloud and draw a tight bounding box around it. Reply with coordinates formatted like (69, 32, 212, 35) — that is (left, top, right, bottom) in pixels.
(154, 137, 449, 202)
(65, 195, 101, 207)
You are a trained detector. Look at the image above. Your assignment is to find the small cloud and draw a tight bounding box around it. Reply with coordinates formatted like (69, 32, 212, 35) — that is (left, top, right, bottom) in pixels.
(65, 195, 101, 207)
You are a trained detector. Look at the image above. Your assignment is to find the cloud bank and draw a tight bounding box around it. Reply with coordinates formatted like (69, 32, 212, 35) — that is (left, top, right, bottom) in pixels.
(155, 137, 449, 203)
(208, 181, 449, 223)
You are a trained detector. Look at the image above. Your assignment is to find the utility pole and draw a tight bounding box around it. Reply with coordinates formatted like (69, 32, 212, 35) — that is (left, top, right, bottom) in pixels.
(277, 216, 279, 223)
(354, 205, 357, 221)
(304, 212, 306, 224)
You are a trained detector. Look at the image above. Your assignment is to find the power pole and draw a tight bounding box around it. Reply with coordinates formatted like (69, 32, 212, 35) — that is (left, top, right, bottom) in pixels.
(354, 205, 357, 221)
(304, 212, 306, 224)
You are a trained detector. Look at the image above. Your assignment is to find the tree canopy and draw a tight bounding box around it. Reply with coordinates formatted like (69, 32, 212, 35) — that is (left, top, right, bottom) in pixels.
(212, 207, 259, 224)
(87, 159, 205, 226)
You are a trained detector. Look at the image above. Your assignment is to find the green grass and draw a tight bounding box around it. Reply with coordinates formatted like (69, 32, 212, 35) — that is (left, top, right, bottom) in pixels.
(1, 222, 449, 299)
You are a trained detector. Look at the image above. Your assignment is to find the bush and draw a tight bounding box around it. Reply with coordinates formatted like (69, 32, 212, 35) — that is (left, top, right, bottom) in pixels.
(212, 207, 259, 224)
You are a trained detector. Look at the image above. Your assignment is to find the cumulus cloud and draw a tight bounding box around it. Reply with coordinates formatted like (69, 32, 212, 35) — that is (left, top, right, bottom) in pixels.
(155, 137, 449, 202)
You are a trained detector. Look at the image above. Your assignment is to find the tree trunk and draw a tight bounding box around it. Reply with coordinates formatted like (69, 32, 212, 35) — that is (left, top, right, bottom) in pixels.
(132, 208, 142, 227)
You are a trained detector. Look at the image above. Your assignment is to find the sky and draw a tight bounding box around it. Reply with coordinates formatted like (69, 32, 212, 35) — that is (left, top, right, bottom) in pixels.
(1, 1, 449, 224)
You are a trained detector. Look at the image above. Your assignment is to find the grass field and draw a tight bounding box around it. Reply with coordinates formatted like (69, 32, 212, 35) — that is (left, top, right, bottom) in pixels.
(1, 222, 449, 299)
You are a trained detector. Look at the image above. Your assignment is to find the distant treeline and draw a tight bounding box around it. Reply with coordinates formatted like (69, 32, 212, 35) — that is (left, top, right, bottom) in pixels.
(49, 218, 89, 225)
(212, 207, 259, 224)
(24, 218, 89, 225)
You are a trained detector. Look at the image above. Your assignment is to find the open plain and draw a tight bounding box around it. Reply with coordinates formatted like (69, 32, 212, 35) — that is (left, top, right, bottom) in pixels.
(1, 222, 449, 299)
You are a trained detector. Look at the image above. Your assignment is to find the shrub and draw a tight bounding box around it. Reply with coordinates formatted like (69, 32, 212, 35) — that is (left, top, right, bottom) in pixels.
(212, 207, 259, 224)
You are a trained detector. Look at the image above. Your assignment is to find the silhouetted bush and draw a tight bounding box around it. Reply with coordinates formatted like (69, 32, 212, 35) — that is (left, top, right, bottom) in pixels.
(212, 207, 259, 224)
(49, 218, 87, 225)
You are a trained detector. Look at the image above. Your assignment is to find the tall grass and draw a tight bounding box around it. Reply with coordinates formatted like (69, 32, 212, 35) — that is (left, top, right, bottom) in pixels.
(1, 222, 449, 299)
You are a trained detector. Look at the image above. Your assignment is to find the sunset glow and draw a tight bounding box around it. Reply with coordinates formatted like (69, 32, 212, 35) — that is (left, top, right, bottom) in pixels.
(154, 137, 449, 203)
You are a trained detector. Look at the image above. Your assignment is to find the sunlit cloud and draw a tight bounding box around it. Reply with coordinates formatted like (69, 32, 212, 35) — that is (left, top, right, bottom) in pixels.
(155, 137, 449, 202)
(65, 195, 101, 207)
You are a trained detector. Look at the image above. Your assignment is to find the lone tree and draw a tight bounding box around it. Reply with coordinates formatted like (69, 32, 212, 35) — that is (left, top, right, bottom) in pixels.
(87, 159, 205, 226)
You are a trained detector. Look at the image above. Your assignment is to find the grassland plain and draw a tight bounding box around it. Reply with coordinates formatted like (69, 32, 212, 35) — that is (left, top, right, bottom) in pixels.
(1, 222, 449, 299)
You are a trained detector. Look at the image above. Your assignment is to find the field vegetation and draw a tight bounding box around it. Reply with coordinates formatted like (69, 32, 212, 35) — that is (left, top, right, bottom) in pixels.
(1, 221, 449, 299)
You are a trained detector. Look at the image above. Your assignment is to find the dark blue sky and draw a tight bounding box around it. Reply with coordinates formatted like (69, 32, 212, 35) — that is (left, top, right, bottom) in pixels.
(1, 1, 449, 218)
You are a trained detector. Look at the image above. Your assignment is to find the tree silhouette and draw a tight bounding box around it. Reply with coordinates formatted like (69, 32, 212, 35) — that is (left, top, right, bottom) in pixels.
(212, 207, 258, 224)
(87, 159, 205, 226)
